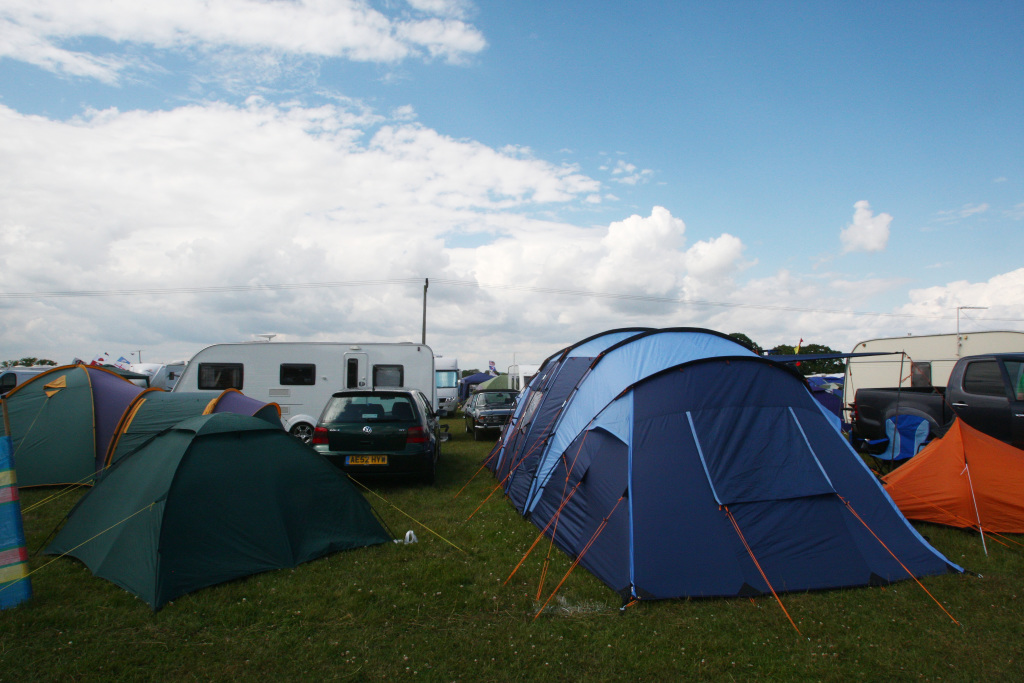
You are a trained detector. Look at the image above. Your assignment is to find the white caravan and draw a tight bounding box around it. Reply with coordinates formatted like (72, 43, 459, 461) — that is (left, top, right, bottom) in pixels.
(174, 342, 436, 442)
(842, 331, 1024, 410)
(435, 356, 459, 416)
(507, 363, 540, 392)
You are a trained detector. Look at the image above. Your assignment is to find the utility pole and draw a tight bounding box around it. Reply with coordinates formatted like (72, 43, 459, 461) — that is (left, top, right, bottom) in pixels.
(422, 278, 429, 345)
(956, 306, 988, 356)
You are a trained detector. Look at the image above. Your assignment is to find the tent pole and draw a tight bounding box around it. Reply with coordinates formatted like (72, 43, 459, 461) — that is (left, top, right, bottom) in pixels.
(962, 461, 988, 556)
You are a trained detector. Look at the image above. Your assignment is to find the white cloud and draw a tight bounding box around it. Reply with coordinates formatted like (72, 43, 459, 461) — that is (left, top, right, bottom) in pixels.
(840, 200, 891, 253)
(1, 100, 1022, 372)
(607, 159, 654, 186)
(0, 0, 487, 83)
(935, 203, 990, 223)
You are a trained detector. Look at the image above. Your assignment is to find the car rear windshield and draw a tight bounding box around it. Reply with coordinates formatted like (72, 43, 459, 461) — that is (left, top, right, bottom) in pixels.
(322, 396, 418, 423)
(482, 392, 516, 407)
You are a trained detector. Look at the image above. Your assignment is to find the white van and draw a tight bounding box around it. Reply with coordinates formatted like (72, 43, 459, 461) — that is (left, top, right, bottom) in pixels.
(129, 362, 187, 390)
(435, 356, 459, 416)
(842, 331, 1024, 410)
(174, 342, 435, 443)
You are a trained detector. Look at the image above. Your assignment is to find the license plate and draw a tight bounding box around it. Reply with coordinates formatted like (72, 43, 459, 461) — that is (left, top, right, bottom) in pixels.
(346, 455, 388, 465)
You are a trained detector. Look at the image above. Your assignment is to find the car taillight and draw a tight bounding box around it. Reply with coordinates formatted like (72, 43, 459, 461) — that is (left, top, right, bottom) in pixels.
(406, 425, 428, 444)
(311, 426, 329, 445)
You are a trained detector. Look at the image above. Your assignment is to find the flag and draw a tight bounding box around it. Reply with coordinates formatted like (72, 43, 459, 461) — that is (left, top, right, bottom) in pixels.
(795, 339, 803, 366)
(89, 352, 109, 366)
(115, 356, 131, 370)
(488, 360, 497, 376)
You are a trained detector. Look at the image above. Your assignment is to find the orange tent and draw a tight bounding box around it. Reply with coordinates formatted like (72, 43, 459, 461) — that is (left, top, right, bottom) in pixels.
(883, 418, 1024, 533)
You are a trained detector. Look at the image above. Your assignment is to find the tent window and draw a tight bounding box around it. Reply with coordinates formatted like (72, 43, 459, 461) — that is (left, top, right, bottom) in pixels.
(962, 360, 1006, 397)
(373, 364, 404, 387)
(198, 363, 243, 390)
(280, 364, 315, 386)
(910, 361, 932, 387)
(518, 391, 544, 431)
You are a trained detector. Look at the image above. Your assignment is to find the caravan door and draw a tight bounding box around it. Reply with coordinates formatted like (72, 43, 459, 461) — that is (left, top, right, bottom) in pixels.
(344, 352, 369, 390)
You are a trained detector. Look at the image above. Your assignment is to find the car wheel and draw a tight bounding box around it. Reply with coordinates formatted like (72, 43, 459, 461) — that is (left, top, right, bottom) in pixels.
(465, 420, 471, 434)
(290, 422, 314, 444)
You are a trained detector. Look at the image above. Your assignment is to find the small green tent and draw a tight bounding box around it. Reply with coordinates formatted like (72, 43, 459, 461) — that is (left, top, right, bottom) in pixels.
(46, 413, 390, 610)
(475, 374, 512, 391)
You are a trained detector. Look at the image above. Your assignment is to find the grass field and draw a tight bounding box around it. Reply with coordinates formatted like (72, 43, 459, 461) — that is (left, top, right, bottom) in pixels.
(3, 418, 1024, 681)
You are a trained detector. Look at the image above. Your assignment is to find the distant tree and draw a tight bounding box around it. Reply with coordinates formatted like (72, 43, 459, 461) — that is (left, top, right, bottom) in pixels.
(798, 343, 845, 375)
(461, 369, 481, 378)
(2, 357, 57, 368)
(727, 333, 763, 355)
(769, 344, 796, 356)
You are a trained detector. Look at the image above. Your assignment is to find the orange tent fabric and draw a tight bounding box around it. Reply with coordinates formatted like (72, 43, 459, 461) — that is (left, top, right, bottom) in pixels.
(882, 418, 1024, 533)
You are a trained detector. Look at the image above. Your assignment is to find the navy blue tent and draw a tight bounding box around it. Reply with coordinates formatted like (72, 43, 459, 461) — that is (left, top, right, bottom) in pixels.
(494, 330, 961, 602)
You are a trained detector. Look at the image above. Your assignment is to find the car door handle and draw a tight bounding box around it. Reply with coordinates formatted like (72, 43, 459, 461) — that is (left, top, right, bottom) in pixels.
(951, 402, 969, 408)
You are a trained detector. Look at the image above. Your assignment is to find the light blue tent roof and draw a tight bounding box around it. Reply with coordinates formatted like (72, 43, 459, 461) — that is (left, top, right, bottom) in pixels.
(523, 329, 756, 512)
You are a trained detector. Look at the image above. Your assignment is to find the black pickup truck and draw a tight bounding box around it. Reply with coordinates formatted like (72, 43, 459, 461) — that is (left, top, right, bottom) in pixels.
(852, 353, 1024, 449)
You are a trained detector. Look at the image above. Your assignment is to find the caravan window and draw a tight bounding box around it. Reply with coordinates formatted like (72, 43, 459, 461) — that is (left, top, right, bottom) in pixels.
(198, 363, 243, 390)
(910, 361, 932, 387)
(280, 364, 316, 386)
(373, 364, 404, 387)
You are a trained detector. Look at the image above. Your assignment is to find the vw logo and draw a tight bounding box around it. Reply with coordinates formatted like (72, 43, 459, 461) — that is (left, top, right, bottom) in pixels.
(362, 426, 372, 434)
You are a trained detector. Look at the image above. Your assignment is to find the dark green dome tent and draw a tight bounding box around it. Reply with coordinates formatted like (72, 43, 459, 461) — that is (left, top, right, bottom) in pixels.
(46, 413, 389, 610)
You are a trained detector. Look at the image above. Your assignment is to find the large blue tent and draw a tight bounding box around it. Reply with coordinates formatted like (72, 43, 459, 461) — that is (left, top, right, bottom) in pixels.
(492, 330, 961, 602)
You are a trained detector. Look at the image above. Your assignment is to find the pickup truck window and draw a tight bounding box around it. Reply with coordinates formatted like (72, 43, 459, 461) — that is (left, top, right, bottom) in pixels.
(961, 360, 1005, 397)
(1008, 360, 1024, 401)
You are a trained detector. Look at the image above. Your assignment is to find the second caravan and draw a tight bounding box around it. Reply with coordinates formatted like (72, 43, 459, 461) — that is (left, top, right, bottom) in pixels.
(174, 342, 436, 443)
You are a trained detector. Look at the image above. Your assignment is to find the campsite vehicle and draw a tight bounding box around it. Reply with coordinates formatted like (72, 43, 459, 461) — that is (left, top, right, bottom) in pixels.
(0, 366, 50, 396)
(852, 353, 1024, 449)
(463, 389, 518, 441)
(129, 361, 187, 390)
(435, 356, 459, 416)
(174, 341, 436, 443)
(311, 389, 442, 483)
(842, 331, 1024, 413)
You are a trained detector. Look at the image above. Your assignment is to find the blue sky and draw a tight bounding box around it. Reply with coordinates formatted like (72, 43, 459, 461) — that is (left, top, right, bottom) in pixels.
(1, 0, 1022, 371)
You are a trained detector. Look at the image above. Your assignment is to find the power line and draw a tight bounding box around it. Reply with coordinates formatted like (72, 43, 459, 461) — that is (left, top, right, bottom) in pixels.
(2, 277, 1022, 324)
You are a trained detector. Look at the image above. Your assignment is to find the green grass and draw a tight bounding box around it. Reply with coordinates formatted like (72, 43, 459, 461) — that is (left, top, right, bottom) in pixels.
(3, 419, 1024, 681)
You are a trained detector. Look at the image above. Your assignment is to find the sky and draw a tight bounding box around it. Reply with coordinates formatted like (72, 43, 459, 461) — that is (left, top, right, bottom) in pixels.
(1, 0, 1023, 373)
